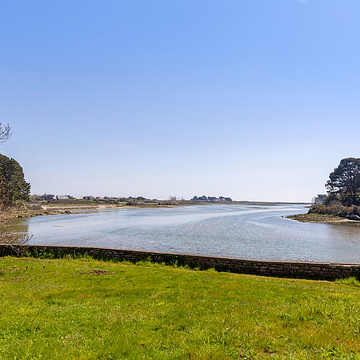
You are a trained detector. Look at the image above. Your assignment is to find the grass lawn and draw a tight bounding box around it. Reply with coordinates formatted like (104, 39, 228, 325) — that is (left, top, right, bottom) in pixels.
(1, 257, 360, 359)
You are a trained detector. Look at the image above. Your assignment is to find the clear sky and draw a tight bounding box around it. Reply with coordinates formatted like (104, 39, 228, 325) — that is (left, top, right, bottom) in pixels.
(1, 0, 359, 202)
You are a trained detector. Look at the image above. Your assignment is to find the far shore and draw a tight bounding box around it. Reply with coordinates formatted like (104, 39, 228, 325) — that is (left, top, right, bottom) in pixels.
(6, 200, 310, 220)
(9, 201, 352, 226)
(21, 207, 360, 225)
(16, 203, 179, 219)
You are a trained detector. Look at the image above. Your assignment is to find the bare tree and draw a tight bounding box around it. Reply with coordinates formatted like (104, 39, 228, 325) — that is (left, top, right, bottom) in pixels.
(0, 202, 32, 253)
(0, 222, 32, 246)
(0, 122, 12, 143)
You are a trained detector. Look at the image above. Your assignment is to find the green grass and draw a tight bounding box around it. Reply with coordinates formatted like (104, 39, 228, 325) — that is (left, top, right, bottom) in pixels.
(1, 257, 360, 359)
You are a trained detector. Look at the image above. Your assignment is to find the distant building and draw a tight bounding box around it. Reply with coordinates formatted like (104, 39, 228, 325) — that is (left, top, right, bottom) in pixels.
(40, 194, 54, 201)
(56, 195, 69, 200)
(313, 194, 327, 205)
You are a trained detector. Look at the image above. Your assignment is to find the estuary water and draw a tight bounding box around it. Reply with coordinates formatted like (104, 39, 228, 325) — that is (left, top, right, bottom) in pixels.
(22, 204, 360, 263)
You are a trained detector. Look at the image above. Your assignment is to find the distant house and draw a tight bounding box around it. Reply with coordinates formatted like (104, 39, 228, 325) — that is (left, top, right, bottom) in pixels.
(314, 194, 327, 205)
(83, 196, 94, 200)
(56, 195, 69, 200)
(40, 194, 55, 201)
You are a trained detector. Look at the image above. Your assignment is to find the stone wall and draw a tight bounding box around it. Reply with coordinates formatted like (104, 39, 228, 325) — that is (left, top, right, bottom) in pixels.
(0, 244, 359, 281)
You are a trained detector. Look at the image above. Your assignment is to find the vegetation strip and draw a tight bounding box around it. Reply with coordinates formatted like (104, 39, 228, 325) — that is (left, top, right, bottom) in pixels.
(1, 256, 360, 359)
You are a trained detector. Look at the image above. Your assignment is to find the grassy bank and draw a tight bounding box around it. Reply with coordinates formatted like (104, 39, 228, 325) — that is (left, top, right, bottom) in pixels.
(287, 213, 358, 223)
(288, 203, 360, 224)
(1, 203, 183, 220)
(1, 257, 360, 359)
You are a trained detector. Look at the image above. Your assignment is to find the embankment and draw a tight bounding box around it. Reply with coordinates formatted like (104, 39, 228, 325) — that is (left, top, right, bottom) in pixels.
(1, 244, 359, 281)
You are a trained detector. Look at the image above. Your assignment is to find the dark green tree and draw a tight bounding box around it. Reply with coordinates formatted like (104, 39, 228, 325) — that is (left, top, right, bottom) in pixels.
(326, 158, 360, 206)
(0, 124, 32, 245)
(0, 154, 30, 210)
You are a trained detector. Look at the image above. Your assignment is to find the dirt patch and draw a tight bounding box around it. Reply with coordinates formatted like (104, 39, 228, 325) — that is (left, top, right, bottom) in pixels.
(80, 269, 115, 276)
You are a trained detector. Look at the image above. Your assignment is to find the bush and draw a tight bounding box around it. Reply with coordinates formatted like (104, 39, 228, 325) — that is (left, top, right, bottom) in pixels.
(308, 203, 360, 218)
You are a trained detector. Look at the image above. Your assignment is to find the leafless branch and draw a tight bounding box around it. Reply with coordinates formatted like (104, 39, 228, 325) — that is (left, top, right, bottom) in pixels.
(0, 122, 12, 143)
(0, 205, 32, 254)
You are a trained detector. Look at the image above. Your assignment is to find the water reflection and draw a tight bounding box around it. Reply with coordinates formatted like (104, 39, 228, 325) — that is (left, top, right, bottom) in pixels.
(20, 205, 360, 263)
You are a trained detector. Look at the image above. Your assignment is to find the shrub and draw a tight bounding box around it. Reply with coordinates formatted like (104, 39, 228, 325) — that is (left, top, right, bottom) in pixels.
(308, 204, 360, 218)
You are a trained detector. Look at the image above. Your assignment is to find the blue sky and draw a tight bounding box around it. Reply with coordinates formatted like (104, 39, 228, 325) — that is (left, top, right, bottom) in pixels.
(1, 0, 359, 201)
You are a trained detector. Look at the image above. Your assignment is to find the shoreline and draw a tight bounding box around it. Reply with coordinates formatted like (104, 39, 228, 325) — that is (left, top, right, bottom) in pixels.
(9, 203, 182, 220)
(7, 203, 359, 225)
(14, 201, 309, 220)
(287, 213, 360, 224)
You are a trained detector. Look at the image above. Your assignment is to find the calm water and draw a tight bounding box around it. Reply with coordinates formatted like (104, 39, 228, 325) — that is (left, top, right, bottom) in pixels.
(21, 205, 360, 263)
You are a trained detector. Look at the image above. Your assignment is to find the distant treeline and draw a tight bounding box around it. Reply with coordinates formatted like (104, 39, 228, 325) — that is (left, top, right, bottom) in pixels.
(30, 194, 234, 205)
(191, 195, 232, 202)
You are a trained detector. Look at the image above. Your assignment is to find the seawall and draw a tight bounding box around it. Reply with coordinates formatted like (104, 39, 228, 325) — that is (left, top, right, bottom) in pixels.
(0, 244, 359, 281)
